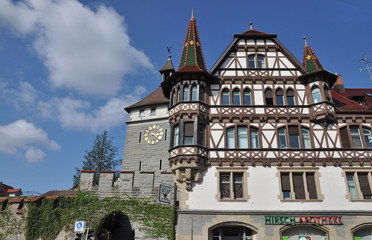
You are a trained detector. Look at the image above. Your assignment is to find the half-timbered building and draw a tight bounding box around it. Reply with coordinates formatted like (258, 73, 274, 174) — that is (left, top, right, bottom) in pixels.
(161, 13, 372, 240)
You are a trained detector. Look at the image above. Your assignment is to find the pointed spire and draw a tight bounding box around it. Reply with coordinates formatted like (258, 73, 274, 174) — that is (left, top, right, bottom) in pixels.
(249, 22, 253, 30)
(178, 11, 207, 72)
(303, 36, 324, 72)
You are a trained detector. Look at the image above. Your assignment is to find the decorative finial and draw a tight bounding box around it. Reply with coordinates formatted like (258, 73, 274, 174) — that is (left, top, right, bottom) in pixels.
(303, 35, 308, 46)
(191, 9, 194, 20)
(167, 46, 171, 60)
(249, 22, 253, 30)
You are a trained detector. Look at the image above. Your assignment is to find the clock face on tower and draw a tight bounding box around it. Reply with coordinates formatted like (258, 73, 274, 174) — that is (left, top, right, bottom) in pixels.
(144, 124, 164, 145)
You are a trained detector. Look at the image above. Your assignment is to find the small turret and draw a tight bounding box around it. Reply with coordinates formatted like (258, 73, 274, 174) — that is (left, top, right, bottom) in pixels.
(303, 35, 324, 73)
(159, 47, 175, 82)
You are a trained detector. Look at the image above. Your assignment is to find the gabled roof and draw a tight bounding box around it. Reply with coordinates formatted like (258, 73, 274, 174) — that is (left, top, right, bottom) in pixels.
(303, 36, 324, 73)
(124, 87, 168, 112)
(178, 11, 207, 72)
(210, 26, 306, 75)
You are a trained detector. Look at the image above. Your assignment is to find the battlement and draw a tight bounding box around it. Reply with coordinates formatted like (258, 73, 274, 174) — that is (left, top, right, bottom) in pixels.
(80, 170, 175, 203)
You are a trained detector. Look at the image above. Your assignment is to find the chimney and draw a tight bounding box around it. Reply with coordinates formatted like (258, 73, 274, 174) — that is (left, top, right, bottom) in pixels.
(333, 75, 345, 93)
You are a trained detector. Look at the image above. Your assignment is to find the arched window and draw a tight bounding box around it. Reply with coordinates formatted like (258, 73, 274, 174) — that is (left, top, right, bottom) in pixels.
(200, 86, 205, 102)
(212, 226, 253, 239)
(312, 87, 322, 103)
(276, 89, 284, 106)
(257, 55, 266, 68)
(226, 128, 235, 149)
(191, 85, 197, 101)
(286, 89, 295, 106)
(250, 127, 259, 148)
(222, 89, 230, 105)
(183, 85, 189, 101)
(265, 88, 273, 106)
(232, 89, 241, 105)
(237, 126, 248, 148)
(243, 89, 252, 105)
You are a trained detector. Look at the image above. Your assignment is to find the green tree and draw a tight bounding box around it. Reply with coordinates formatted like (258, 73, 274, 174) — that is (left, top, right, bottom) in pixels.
(72, 130, 120, 188)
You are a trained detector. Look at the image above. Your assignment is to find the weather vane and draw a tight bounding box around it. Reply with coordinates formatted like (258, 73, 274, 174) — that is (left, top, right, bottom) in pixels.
(167, 46, 171, 59)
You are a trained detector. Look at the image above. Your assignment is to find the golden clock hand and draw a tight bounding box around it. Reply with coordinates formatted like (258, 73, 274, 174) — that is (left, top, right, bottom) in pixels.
(151, 132, 161, 140)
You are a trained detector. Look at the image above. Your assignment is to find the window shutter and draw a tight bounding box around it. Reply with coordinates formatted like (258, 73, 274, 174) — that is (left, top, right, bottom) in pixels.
(293, 173, 305, 199)
(288, 126, 299, 136)
(306, 173, 317, 199)
(358, 173, 371, 197)
(281, 173, 290, 191)
(340, 127, 351, 148)
(184, 123, 194, 137)
(265, 89, 273, 98)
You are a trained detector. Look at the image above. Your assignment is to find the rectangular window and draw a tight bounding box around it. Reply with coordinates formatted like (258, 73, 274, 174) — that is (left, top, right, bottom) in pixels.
(278, 128, 287, 149)
(301, 128, 311, 149)
(227, 128, 235, 149)
(288, 126, 300, 149)
(280, 170, 320, 201)
(237, 126, 248, 148)
(184, 122, 194, 145)
(219, 170, 246, 200)
(173, 126, 179, 147)
(250, 128, 259, 149)
(350, 127, 363, 148)
(345, 171, 372, 200)
(139, 110, 145, 117)
(151, 108, 156, 115)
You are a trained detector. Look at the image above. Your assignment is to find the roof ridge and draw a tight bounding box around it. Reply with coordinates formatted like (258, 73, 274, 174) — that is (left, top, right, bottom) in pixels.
(331, 89, 369, 110)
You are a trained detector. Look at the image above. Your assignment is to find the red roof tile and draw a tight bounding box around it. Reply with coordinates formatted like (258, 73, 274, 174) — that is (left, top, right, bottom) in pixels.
(9, 198, 24, 203)
(7, 189, 21, 193)
(16, 209, 23, 214)
(25, 196, 41, 202)
(240, 29, 270, 35)
(331, 89, 370, 111)
(0, 198, 8, 203)
(125, 87, 168, 111)
(40, 190, 77, 197)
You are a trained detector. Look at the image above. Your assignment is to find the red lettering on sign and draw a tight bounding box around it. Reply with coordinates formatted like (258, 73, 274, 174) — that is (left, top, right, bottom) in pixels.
(338, 216, 343, 224)
(310, 216, 316, 224)
(299, 216, 304, 223)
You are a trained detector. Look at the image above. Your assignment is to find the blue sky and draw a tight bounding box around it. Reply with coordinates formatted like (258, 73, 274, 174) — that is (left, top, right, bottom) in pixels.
(0, 0, 371, 195)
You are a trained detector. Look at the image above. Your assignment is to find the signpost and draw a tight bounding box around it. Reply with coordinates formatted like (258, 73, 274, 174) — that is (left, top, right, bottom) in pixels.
(74, 221, 86, 233)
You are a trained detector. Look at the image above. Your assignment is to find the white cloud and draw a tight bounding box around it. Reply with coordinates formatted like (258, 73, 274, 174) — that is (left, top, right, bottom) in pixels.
(0, 120, 60, 163)
(0, 81, 39, 107)
(25, 147, 45, 163)
(0, 0, 153, 97)
(38, 89, 143, 132)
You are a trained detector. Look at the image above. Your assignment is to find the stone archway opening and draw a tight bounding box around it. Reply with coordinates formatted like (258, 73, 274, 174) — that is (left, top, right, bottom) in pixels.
(97, 211, 134, 240)
(281, 226, 328, 240)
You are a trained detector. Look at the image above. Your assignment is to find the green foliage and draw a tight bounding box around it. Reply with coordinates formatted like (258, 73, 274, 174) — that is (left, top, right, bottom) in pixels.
(73, 130, 121, 188)
(20, 191, 174, 240)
